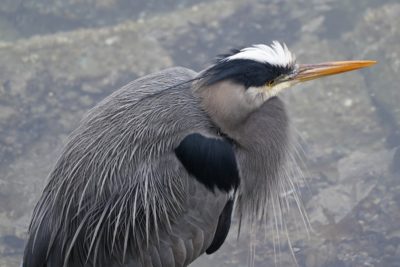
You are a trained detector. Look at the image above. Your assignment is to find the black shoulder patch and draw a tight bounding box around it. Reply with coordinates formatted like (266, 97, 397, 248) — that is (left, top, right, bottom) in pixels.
(175, 133, 239, 193)
(206, 199, 234, 254)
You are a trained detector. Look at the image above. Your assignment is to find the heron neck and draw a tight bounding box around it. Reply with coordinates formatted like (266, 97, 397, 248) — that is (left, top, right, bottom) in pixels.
(227, 98, 289, 221)
(195, 80, 261, 133)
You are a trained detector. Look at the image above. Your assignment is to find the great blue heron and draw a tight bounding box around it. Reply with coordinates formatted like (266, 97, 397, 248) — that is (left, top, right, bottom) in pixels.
(22, 41, 375, 267)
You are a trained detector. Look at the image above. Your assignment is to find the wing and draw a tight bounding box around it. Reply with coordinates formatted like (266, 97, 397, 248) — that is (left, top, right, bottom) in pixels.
(123, 132, 239, 267)
(206, 198, 234, 254)
(175, 133, 239, 255)
(125, 173, 231, 267)
(23, 67, 239, 267)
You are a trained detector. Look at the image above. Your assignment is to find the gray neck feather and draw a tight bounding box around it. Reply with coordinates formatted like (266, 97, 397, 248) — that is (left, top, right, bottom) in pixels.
(197, 81, 289, 226)
(231, 98, 289, 224)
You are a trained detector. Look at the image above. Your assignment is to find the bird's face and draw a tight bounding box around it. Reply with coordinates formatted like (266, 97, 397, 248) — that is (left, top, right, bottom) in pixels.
(196, 41, 375, 131)
(199, 41, 375, 103)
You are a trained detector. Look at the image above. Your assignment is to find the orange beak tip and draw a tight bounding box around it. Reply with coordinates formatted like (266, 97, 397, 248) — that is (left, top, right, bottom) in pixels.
(360, 60, 377, 67)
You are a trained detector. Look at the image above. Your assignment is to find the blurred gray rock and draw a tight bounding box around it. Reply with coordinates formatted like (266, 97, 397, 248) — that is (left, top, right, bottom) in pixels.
(344, 3, 400, 148)
(0, 0, 216, 39)
(0, 0, 22, 13)
(307, 149, 393, 225)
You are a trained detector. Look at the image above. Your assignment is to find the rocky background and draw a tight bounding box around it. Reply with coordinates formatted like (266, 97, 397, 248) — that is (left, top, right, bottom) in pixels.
(0, 0, 399, 266)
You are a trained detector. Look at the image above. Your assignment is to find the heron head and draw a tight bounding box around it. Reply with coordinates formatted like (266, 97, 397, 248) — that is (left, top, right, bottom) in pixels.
(196, 41, 375, 131)
(198, 41, 375, 104)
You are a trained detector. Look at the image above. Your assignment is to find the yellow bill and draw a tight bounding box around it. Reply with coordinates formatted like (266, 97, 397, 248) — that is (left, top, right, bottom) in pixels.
(294, 60, 377, 82)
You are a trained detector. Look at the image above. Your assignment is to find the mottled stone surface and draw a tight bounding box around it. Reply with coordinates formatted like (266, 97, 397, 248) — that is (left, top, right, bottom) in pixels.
(344, 3, 400, 149)
(0, 0, 216, 39)
(0, 0, 399, 266)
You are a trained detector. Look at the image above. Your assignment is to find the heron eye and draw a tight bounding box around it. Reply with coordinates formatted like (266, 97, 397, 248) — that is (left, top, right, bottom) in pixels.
(267, 80, 274, 87)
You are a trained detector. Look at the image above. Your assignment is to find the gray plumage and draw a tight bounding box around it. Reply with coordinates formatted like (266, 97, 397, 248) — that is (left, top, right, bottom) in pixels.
(24, 66, 289, 266)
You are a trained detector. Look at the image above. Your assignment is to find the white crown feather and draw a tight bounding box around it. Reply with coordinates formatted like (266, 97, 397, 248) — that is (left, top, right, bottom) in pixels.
(225, 41, 296, 67)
